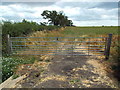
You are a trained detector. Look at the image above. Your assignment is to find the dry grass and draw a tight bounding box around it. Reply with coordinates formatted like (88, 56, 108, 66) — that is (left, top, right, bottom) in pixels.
(17, 28, 78, 58)
(39, 75, 66, 82)
(16, 28, 119, 60)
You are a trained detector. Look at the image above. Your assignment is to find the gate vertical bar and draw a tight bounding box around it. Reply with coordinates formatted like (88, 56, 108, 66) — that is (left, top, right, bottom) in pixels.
(72, 37, 75, 57)
(105, 34, 112, 60)
(88, 38, 90, 55)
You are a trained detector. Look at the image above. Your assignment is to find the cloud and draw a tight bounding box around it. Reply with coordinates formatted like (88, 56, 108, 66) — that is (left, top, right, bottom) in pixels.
(1, 0, 119, 2)
(74, 20, 118, 26)
(54, 1, 101, 8)
(1, 4, 42, 21)
(0, 1, 118, 26)
(2, 2, 56, 7)
(58, 0, 119, 2)
(95, 2, 118, 9)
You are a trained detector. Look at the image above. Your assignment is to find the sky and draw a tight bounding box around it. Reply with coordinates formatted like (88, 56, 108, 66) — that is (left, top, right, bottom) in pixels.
(0, 0, 119, 26)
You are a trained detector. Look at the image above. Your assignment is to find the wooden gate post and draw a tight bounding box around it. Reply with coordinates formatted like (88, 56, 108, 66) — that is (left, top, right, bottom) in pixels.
(105, 34, 112, 60)
(7, 34, 11, 55)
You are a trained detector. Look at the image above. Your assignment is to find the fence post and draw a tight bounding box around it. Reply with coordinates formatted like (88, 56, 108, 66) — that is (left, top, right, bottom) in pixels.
(7, 34, 11, 55)
(105, 34, 112, 60)
(56, 37, 58, 55)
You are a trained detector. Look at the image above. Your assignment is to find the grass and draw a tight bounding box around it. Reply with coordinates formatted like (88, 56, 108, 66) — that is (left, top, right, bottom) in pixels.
(60, 26, 118, 36)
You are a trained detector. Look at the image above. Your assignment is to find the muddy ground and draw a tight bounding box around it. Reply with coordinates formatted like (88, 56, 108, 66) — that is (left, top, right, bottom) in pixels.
(14, 51, 118, 88)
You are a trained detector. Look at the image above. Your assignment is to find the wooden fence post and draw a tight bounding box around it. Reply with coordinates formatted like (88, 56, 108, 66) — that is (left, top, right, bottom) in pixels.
(7, 34, 11, 55)
(105, 34, 112, 60)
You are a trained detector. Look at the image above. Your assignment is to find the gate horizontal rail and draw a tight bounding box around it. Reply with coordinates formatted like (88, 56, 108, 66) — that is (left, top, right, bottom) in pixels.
(7, 34, 112, 59)
(11, 37, 107, 39)
(12, 45, 105, 47)
(13, 53, 104, 56)
(13, 47, 105, 49)
(12, 49, 104, 52)
(11, 41, 106, 43)
(12, 47, 105, 49)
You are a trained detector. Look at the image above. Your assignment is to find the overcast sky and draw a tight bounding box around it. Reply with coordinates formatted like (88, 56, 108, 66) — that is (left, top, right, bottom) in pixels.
(0, 0, 119, 26)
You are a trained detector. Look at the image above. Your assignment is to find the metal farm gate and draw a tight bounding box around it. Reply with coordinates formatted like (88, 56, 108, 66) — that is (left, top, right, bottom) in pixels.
(7, 34, 112, 59)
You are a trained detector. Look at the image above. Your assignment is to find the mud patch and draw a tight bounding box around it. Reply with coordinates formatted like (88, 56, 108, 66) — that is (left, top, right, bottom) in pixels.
(35, 80, 70, 88)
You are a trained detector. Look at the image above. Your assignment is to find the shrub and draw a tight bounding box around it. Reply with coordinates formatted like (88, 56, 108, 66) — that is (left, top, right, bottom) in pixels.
(2, 20, 61, 56)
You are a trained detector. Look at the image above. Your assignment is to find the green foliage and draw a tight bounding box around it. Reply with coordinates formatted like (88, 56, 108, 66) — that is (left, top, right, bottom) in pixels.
(41, 10, 73, 26)
(2, 19, 61, 37)
(2, 56, 36, 82)
(2, 20, 37, 37)
(2, 19, 61, 56)
(12, 74, 20, 79)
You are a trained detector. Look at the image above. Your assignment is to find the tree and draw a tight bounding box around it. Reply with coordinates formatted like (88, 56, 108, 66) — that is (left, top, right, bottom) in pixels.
(41, 10, 73, 26)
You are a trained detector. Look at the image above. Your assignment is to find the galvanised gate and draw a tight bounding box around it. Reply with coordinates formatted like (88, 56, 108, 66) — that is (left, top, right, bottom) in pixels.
(7, 34, 112, 59)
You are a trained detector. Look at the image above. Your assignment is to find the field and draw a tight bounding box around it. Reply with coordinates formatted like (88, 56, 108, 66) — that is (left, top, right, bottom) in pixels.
(1, 26, 119, 87)
(60, 26, 118, 36)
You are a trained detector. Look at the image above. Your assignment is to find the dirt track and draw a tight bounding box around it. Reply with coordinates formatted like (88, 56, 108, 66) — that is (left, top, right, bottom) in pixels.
(14, 51, 117, 88)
